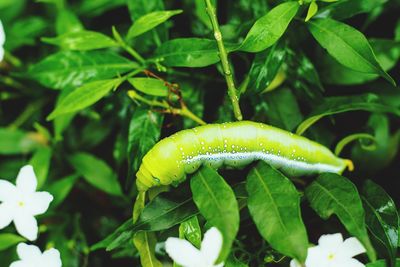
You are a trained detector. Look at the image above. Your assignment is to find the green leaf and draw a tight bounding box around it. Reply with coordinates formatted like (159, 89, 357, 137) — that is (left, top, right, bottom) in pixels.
(154, 38, 220, 67)
(296, 93, 400, 135)
(46, 174, 80, 207)
(133, 232, 163, 267)
(127, 10, 182, 39)
(316, 0, 388, 21)
(239, 2, 299, 52)
(0, 234, 25, 251)
(362, 180, 399, 266)
(93, 195, 197, 251)
(29, 146, 52, 189)
(190, 166, 239, 262)
(0, 128, 41, 155)
(27, 50, 137, 90)
(179, 216, 202, 249)
(55, 9, 83, 35)
(247, 41, 287, 94)
(367, 259, 400, 267)
(308, 18, 395, 85)
(42, 30, 117, 50)
(128, 78, 168, 96)
(305, 173, 376, 261)
(47, 78, 122, 120)
(68, 152, 122, 196)
(127, 108, 163, 183)
(334, 133, 376, 156)
(305, 1, 318, 22)
(321, 39, 400, 85)
(246, 162, 308, 262)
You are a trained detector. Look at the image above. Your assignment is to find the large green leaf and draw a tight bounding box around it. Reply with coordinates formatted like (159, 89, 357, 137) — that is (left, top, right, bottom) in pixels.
(0, 128, 41, 155)
(127, 10, 182, 39)
(92, 195, 197, 251)
(128, 77, 168, 96)
(27, 51, 137, 90)
(246, 162, 308, 262)
(42, 30, 117, 50)
(306, 173, 376, 261)
(47, 78, 122, 120)
(68, 152, 122, 196)
(133, 232, 163, 267)
(308, 18, 395, 85)
(29, 146, 52, 189)
(127, 108, 163, 182)
(367, 259, 400, 267)
(154, 38, 220, 67)
(316, 0, 388, 21)
(0, 234, 25, 251)
(362, 180, 399, 266)
(190, 166, 239, 263)
(296, 93, 400, 135)
(321, 39, 400, 85)
(239, 2, 299, 52)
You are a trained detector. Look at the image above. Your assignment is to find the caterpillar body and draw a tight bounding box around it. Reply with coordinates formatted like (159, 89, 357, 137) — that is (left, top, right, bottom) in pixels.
(136, 121, 353, 191)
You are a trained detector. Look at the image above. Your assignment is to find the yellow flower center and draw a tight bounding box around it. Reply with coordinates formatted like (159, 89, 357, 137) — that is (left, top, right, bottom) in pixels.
(327, 253, 335, 260)
(18, 201, 25, 207)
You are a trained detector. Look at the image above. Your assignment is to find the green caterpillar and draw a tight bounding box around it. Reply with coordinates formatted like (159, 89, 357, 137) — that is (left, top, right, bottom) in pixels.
(136, 121, 353, 191)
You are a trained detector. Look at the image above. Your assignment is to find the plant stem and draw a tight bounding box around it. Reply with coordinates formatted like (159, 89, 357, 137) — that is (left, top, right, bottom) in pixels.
(127, 90, 206, 125)
(112, 26, 146, 64)
(204, 0, 243, 121)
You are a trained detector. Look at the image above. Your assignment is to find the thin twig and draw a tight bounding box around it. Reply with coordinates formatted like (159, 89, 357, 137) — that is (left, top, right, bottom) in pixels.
(204, 0, 243, 120)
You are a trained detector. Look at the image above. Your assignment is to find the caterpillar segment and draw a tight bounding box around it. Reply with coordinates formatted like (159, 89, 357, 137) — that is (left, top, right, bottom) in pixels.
(136, 121, 353, 191)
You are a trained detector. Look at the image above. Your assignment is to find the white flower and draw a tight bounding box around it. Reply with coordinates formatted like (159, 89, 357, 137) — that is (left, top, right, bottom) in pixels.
(10, 243, 62, 267)
(165, 227, 224, 267)
(0, 19, 5, 61)
(0, 165, 53, 241)
(290, 233, 366, 267)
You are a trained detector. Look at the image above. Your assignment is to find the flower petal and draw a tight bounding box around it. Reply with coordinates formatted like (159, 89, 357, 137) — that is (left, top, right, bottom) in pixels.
(9, 261, 27, 267)
(165, 237, 204, 267)
(318, 233, 343, 249)
(0, 179, 17, 202)
(337, 258, 366, 267)
(16, 243, 41, 261)
(337, 237, 366, 258)
(26, 192, 53, 216)
(16, 165, 37, 194)
(0, 20, 5, 45)
(201, 227, 223, 265)
(14, 214, 38, 241)
(305, 246, 330, 267)
(290, 259, 302, 267)
(42, 248, 62, 267)
(0, 203, 14, 229)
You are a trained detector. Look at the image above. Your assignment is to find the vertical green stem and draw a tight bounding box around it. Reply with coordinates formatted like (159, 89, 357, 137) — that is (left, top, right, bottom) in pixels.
(204, 0, 243, 121)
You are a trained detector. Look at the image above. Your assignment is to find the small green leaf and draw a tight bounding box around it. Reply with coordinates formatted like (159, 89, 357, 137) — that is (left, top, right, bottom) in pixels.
(29, 146, 52, 189)
(128, 77, 168, 96)
(46, 174, 80, 207)
(0, 234, 25, 251)
(191, 166, 239, 263)
(247, 41, 287, 94)
(68, 152, 122, 196)
(127, 10, 182, 39)
(154, 38, 220, 67)
(305, 1, 318, 22)
(296, 93, 400, 135)
(55, 9, 83, 35)
(362, 180, 399, 266)
(306, 173, 376, 261)
(47, 78, 122, 120)
(42, 30, 117, 51)
(246, 162, 308, 262)
(0, 128, 41, 155)
(179, 216, 202, 249)
(133, 232, 163, 267)
(334, 133, 376, 156)
(27, 50, 137, 90)
(239, 2, 299, 52)
(308, 18, 395, 85)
